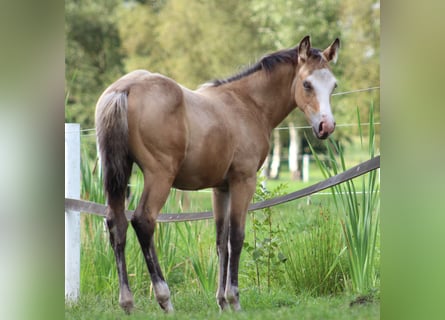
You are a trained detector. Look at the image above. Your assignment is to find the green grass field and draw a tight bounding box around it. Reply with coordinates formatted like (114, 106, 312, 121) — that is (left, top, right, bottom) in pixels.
(66, 289, 379, 319)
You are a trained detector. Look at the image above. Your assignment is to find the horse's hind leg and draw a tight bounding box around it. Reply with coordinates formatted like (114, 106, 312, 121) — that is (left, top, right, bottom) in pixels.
(106, 194, 134, 313)
(131, 173, 174, 312)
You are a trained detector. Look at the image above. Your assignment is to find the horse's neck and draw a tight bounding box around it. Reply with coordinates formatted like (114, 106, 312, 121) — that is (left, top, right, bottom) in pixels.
(237, 66, 296, 130)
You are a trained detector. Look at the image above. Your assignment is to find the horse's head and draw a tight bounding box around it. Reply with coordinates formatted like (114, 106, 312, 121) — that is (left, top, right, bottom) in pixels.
(293, 36, 340, 139)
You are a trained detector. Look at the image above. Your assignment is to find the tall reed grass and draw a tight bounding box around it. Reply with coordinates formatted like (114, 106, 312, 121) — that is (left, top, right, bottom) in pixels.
(309, 103, 380, 295)
(176, 221, 217, 295)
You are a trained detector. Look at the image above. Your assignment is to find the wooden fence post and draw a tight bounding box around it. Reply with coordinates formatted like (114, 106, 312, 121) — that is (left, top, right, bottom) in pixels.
(65, 123, 81, 302)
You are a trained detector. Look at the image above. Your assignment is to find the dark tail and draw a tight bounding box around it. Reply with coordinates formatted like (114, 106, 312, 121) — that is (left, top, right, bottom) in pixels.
(95, 90, 131, 199)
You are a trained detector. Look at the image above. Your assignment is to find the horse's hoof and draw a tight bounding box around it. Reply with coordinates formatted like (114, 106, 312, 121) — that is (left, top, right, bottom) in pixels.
(160, 300, 174, 313)
(120, 299, 134, 314)
(119, 290, 134, 314)
(217, 298, 230, 312)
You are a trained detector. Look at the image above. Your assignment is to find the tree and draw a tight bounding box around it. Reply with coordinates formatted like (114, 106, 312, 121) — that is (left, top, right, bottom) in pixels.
(155, 0, 266, 88)
(336, 0, 380, 134)
(115, 1, 163, 72)
(65, 0, 380, 174)
(65, 0, 125, 129)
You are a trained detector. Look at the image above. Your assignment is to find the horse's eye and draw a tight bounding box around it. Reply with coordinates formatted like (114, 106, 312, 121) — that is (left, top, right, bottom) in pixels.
(303, 80, 312, 90)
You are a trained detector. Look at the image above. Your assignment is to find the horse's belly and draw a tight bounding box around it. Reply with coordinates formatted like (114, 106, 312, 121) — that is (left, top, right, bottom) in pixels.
(172, 146, 232, 190)
(172, 173, 224, 190)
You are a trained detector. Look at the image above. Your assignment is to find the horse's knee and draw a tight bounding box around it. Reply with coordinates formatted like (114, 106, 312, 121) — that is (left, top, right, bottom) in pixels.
(131, 214, 158, 257)
(131, 213, 155, 236)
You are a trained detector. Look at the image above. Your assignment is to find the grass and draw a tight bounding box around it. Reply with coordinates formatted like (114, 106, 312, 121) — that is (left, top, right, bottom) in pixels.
(73, 198, 379, 319)
(282, 205, 346, 296)
(66, 289, 379, 320)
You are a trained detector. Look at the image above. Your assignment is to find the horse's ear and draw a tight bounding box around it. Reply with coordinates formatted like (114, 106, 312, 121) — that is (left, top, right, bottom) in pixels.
(322, 38, 340, 64)
(298, 35, 311, 62)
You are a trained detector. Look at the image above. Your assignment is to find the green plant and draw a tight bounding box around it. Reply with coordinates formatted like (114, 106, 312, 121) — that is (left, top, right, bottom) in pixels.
(309, 103, 380, 295)
(243, 177, 288, 292)
(281, 204, 346, 296)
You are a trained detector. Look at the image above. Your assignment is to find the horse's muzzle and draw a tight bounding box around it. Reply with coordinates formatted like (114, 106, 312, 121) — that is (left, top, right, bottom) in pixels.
(315, 120, 336, 140)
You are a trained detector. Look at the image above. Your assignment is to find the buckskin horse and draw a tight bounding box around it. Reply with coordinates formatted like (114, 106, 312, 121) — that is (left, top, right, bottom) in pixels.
(95, 35, 340, 313)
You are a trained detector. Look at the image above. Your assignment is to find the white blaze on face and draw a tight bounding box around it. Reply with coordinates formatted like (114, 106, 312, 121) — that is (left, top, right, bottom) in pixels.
(306, 68, 337, 126)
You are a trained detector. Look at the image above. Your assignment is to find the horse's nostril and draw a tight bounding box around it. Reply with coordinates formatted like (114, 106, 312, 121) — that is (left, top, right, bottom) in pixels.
(318, 121, 329, 139)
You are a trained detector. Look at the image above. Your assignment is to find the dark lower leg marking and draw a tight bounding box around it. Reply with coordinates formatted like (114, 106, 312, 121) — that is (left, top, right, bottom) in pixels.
(131, 215, 173, 312)
(225, 224, 245, 311)
(106, 210, 134, 313)
(215, 215, 230, 311)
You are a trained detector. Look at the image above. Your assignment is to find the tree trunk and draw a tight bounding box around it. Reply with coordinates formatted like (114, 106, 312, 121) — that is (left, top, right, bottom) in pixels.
(288, 122, 300, 180)
(261, 155, 270, 188)
(269, 129, 281, 179)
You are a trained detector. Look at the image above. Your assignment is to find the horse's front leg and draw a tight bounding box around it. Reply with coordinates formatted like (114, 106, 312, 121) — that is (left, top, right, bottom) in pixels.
(212, 187, 230, 311)
(225, 176, 257, 311)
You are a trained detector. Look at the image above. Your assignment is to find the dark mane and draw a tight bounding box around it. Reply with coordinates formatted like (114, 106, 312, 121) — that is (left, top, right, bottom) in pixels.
(210, 46, 324, 87)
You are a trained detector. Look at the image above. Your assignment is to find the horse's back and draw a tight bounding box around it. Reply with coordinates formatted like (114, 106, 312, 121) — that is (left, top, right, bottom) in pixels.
(104, 70, 184, 110)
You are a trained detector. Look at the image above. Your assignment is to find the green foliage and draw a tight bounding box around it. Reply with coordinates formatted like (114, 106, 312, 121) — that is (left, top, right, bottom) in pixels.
(115, 2, 163, 72)
(65, 0, 380, 130)
(65, 0, 125, 128)
(155, 0, 265, 88)
(333, 0, 380, 137)
(250, 0, 342, 52)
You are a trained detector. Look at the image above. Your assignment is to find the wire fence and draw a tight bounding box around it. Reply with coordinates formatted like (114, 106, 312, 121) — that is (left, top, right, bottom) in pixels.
(65, 85, 380, 137)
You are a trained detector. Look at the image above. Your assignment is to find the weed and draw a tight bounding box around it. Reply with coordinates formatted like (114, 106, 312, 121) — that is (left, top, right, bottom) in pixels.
(243, 177, 288, 292)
